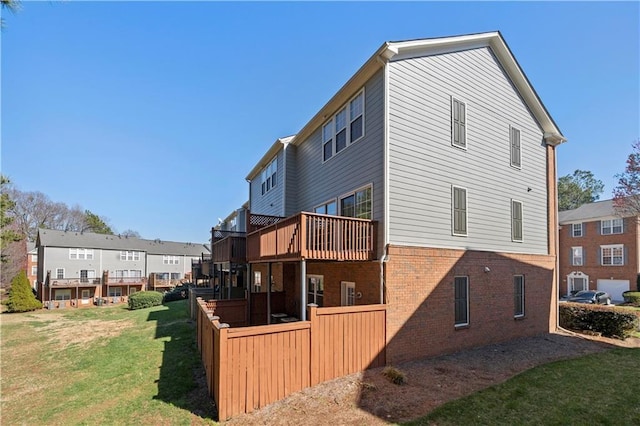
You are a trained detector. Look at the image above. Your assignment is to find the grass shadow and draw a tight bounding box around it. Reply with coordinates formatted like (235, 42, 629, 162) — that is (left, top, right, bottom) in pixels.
(146, 300, 217, 421)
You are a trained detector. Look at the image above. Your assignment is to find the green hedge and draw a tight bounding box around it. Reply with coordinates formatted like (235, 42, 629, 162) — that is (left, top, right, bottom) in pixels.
(128, 291, 163, 310)
(622, 291, 640, 306)
(560, 303, 639, 339)
(6, 271, 42, 313)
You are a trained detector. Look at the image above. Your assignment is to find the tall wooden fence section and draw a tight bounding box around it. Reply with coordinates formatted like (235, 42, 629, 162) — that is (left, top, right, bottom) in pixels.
(196, 299, 387, 420)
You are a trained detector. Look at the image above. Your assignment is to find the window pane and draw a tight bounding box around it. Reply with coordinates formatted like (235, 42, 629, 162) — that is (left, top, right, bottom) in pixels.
(341, 195, 355, 217)
(350, 93, 363, 118)
(354, 188, 372, 219)
(453, 187, 467, 234)
(336, 129, 347, 152)
(350, 116, 363, 141)
(323, 141, 333, 161)
(454, 277, 468, 325)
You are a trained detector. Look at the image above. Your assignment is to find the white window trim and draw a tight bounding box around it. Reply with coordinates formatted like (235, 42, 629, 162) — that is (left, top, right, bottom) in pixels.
(321, 89, 366, 163)
(601, 218, 623, 235)
(572, 223, 583, 238)
(163, 255, 179, 265)
(341, 281, 356, 306)
(509, 125, 521, 169)
(81, 289, 90, 300)
(260, 157, 278, 195)
(451, 185, 468, 237)
(56, 268, 65, 279)
(571, 246, 583, 266)
(69, 248, 94, 260)
(54, 289, 71, 300)
(454, 276, 469, 327)
(307, 274, 324, 306)
(511, 199, 524, 242)
(567, 272, 589, 296)
(338, 184, 373, 219)
(514, 275, 525, 318)
(120, 251, 141, 261)
(108, 287, 123, 297)
(451, 96, 467, 150)
(314, 198, 338, 215)
(601, 244, 624, 266)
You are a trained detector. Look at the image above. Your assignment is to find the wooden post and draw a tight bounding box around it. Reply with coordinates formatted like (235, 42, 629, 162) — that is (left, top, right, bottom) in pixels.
(267, 262, 272, 324)
(300, 260, 307, 320)
(308, 304, 318, 386)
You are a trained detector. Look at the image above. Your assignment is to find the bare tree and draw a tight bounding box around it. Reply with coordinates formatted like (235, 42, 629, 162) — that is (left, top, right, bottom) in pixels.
(613, 139, 640, 216)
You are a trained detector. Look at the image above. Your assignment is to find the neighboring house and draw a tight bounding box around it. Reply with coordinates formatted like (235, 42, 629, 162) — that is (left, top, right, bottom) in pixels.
(27, 242, 38, 290)
(209, 31, 565, 364)
(559, 199, 638, 301)
(36, 229, 209, 307)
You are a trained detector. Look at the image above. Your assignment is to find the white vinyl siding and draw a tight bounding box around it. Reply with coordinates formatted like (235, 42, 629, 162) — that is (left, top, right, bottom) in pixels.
(261, 157, 277, 195)
(511, 200, 523, 242)
(452, 186, 467, 236)
(451, 97, 466, 149)
(510, 126, 521, 168)
(387, 47, 548, 255)
(120, 251, 140, 261)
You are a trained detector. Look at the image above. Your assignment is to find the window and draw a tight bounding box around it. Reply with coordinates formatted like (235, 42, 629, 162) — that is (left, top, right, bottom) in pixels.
(253, 271, 262, 293)
(571, 247, 583, 266)
(170, 272, 180, 280)
(451, 98, 466, 149)
(512, 200, 523, 242)
(129, 288, 137, 295)
(602, 219, 623, 235)
(108, 287, 122, 297)
(69, 248, 94, 260)
(261, 157, 277, 195)
(31, 266, 37, 276)
(341, 281, 356, 306)
(31, 254, 38, 262)
(452, 186, 467, 236)
(510, 126, 521, 168)
(307, 275, 324, 307)
(514, 275, 524, 318)
(80, 270, 96, 283)
(340, 186, 372, 219)
(163, 255, 179, 265)
(572, 223, 583, 237)
(601, 244, 623, 266)
(314, 200, 337, 216)
(454, 276, 469, 327)
(120, 251, 140, 261)
(322, 90, 365, 161)
(54, 289, 71, 300)
(81, 289, 90, 300)
(56, 268, 64, 279)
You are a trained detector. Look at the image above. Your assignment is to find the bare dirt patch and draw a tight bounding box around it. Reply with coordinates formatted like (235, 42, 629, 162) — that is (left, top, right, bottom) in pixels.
(223, 331, 639, 425)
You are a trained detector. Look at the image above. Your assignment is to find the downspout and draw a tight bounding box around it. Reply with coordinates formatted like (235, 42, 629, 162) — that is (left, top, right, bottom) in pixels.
(378, 48, 392, 305)
(379, 244, 390, 304)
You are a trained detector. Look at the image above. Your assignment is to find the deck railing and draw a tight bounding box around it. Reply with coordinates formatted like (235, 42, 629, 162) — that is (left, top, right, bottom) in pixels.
(246, 212, 376, 262)
(212, 235, 247, 263)
(49, 278, 102, 286)
(106, 276, 146, 284)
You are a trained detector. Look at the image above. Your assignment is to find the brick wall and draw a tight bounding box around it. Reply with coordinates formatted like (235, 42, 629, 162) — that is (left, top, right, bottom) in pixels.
(558, 216, 639, 295)
(384, 245, 556, 364)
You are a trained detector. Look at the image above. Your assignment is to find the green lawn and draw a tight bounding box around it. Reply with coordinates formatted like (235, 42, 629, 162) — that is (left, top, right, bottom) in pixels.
(405, 348, 640, 426)
(0, 300, 217, 425)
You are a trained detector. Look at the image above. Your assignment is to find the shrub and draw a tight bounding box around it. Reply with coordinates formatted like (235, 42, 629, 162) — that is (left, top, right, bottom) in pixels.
(5, 271, 42, 313)
(128, 291, 163, 310)
(382, 366, 406, 385)
(560, 303, 639, 339)
(622, 291, 640, 306)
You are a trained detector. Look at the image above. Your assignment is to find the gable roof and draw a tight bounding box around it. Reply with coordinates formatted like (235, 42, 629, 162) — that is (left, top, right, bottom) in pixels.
(290, 31, 565, 148)
(36, 229, 209, 256)
(246, 135, 295, 182)
(558, 199, 627, 223)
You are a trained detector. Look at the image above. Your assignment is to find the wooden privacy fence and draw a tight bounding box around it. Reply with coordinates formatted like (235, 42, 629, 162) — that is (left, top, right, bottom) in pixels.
(196, 299, 387, 420)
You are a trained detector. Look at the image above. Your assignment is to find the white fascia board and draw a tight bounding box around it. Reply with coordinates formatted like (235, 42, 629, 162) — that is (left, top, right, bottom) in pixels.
(245, 136, 294, 182)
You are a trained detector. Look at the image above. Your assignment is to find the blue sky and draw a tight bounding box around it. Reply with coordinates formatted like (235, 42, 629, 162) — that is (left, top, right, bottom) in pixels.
(2, 1, 638, 244)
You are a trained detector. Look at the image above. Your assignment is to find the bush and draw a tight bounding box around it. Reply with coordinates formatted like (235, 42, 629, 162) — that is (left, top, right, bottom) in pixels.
(128, 291, 163, 310)
(560, 303, 639, 339)
(5, 271, 42, 313)
(382, 366, 407, 385)
(622, 291, 640, 306)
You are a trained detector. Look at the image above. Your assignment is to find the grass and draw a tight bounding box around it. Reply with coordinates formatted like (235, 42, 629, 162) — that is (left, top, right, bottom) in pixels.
(0, 300, 217, 425)
(405, 348, 640, 426)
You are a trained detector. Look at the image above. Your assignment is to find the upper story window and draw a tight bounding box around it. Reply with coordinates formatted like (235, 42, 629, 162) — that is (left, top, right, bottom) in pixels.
(322, 90, 365, 162)
(56, 268, 64, 279)
(261, 157, 277, 195)
(340, 186, 372, 219)
(314, 200, 337, 216)
(572, 223, 583, 237)
(163, 255, 179, 265)
(452, 186, 467, 236)
(120, 251, 140, 261)
(451, 97, 467, 149)
(511, 200, 523, 242)
(31, 254, 38, 262)
(571, 247, 583, 266)
(510, 126, 521, 168)
(69, 248, 94, 260)
(601, 244, 623, 266)
(602, 218, 623, 235)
